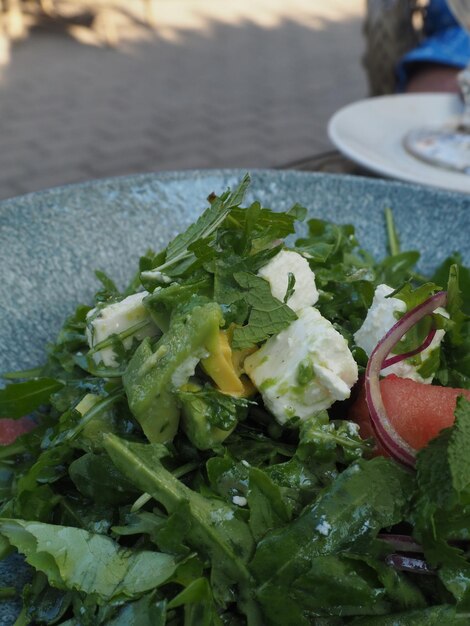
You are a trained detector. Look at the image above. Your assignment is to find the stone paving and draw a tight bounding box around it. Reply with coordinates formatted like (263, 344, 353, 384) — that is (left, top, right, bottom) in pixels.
(0, 0, 367, 199)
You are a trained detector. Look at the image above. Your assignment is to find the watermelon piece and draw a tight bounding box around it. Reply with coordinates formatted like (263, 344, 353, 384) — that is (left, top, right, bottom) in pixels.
(0, 417, 36, 445)
(349, 374, 470, 452)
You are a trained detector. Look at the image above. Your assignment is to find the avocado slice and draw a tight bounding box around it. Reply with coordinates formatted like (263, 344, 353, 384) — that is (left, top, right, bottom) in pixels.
(179, 382, 249, 450)
(123, 302, 222, 443)
(202, 330, 256, 397)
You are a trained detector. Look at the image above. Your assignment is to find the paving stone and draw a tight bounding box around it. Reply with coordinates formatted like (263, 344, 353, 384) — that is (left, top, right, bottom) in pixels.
(0, 0, 367, 199)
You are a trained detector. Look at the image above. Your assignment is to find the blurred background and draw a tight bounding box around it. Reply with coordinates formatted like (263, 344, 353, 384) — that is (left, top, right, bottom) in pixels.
(0, 0, 367, 199)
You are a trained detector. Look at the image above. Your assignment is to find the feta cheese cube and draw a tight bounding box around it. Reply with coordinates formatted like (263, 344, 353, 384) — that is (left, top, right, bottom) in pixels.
(86, 292, 159, 367)
(354, 284, 446, 384)
(244, 307, 358, 424)
(258, 250, 318, 312)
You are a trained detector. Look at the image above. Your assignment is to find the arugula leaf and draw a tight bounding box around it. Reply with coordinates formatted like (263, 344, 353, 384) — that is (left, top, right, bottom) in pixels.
(58, 496, 114, 535)
(68, 452, 139, 505)
(250, 457, 412, 589)
(231, 272, 297, 350)
(0, 519, 178, 602)
(1, 445, 72, 521)
(247, 467, 291, 541)
(47, 387, 124, 449)
(376, 251, 421, 287)
(435, 263, 470, 389)
(167, 577, 222, 626)
(105, 594, 167, 626)
(256, 555, 393, 624)
(103, 435, 254, 588)
(144, 273, 213, 332)
(206, 455, 249, 503)
(296, 219, 358, 263)
(43, 304, 90, 376)
(295, 219, 374, 338)
(433, 253, 470, 314)
(385, 207, 400, 256)
(2, 366, 44, 381)
(142, 174, 250, 282)
(391, 282, 442, 311)
(0, 378, 64, 418)
(351, 605, 461, 625)
(265, 455, 332, 513)
(151, 502, 193, 557)
(444, 264, 469, 345)
(283, 272, 296, 303)
(297, 412, 370, 464)
(94, 270, 120, 303)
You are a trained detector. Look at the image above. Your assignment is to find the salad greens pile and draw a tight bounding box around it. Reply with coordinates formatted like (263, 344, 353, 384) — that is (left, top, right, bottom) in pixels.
(1, 174, 470, 625)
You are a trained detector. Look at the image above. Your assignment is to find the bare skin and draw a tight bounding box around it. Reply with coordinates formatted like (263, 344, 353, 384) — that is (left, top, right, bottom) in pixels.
(406, 63, 460, 93)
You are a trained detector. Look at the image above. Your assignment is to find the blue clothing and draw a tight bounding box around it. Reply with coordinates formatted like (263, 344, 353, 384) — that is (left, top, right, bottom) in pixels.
(397, 0, 470, 88)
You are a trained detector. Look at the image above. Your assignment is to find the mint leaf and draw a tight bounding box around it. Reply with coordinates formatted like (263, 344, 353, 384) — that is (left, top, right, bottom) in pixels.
(231, 271, 297, 350)
(228, 201, 305, 255)
(448, 396, 470, 493)
(413, 398, 470, 606)
(415, 396, 470, 514)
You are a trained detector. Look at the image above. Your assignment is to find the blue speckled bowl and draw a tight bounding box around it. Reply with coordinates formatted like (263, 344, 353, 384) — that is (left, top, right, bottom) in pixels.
(0, 169, 469, 623)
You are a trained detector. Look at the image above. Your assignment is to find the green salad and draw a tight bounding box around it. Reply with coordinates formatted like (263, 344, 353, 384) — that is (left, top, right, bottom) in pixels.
(1, 174, 470, 625)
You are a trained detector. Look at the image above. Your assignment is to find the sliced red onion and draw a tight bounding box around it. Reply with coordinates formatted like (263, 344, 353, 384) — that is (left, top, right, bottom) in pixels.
(382, 328, 437, 369)
(378, 533, 423, 553)
(385, 554, 434, 574)
(365, 291, 447, 467)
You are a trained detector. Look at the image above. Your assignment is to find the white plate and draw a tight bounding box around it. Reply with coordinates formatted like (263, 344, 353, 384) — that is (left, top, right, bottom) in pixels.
(328, 94, 470, 194)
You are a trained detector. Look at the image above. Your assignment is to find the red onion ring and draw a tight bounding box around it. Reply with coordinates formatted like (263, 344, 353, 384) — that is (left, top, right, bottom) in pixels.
(364, 291, 447, 467)
(382, 328, 437, 369)
(378, 533, 423, 553)
(385, 554, 434, 574)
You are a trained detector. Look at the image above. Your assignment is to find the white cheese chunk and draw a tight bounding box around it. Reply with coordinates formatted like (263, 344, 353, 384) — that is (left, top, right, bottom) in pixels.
(171, 349, 209, 389)
(258, 250, 319, 312)
(354, 284, 447, 384)
(86, 292, 159, 367)
(244, 307, 358, 424)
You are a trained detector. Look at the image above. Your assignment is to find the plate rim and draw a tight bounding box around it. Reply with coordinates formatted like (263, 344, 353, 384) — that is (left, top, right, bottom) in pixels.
(1, 166, 469, 215)
(327, 93, 470, 194)
(2, 167, 470, 374)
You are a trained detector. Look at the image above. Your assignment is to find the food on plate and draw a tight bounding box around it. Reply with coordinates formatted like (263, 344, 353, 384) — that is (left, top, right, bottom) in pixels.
(350, 374, 470, 451)
(1, 174, 470, 624)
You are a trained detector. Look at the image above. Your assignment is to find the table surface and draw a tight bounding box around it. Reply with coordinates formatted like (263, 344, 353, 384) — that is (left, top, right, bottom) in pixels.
(279, 150, 376, 176)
